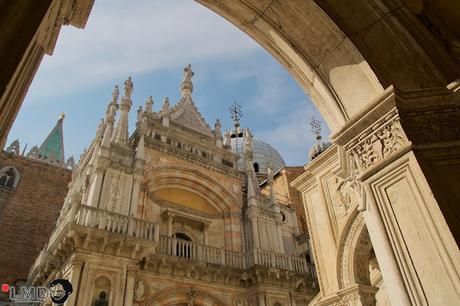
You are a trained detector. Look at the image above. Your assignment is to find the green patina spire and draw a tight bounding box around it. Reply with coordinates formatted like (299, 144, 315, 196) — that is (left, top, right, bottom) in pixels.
(37, 113, 65, 165)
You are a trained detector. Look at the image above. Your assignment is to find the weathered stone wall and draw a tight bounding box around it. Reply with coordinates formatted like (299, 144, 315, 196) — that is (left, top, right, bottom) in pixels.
(0, 152, 71, 283)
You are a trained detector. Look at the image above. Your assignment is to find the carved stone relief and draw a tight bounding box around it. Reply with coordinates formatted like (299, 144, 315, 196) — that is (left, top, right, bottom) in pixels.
(346, 110, 407, 173)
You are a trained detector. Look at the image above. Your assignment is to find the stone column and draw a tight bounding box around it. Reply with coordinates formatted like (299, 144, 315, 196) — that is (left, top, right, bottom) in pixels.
(167, 215, 174, 237)
(361, 184, 411, 306)
(257, 292, 266, 306)
(123, 266, 136, 306)
(64, 260, 83, 306)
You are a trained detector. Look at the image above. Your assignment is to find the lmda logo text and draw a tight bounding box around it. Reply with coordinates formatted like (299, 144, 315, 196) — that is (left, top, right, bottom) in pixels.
(1, 278, 72, 304)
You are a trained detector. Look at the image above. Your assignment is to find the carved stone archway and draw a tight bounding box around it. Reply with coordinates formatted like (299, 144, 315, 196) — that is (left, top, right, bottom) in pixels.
(145, 286, 226, 306)
(334, 210, 378, 305)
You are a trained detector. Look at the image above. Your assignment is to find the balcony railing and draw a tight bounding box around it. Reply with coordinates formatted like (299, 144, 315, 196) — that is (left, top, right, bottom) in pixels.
(32, 205, 310, 277)
(74, 205, 156, 240)
(159, 235, 309, 273)
(159, 235, 245, 269)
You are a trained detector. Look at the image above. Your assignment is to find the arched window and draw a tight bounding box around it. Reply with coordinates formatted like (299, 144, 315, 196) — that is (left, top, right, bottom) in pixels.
(253, 162, 259, 173)
(92, 276, 111, 306)
(0, 166, 20, 188)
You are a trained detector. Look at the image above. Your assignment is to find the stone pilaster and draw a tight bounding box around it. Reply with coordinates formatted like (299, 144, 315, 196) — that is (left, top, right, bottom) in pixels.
(333, 84, 460, 306)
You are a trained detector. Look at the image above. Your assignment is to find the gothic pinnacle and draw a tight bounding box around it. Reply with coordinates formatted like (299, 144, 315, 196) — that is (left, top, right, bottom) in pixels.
(145, 96, 153, 113)
(180, 64, 194, 99)
(113, 77, 133, 145)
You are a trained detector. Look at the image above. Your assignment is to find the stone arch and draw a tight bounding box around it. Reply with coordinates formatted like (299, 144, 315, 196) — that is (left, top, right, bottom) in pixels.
(90, 274, 113, 306)
(146, 286, 226, 306)
(0, 166, 20, 188)
(336, 210, 373, 288)
(196, 0, 458, 132)
(146, 165, 242, 213)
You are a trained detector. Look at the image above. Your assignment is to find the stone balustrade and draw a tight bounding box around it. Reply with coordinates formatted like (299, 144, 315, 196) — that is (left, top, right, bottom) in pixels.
(32, 205, 309, 276)
(74, 204, 156, 240)
(159, 235, 308, 273)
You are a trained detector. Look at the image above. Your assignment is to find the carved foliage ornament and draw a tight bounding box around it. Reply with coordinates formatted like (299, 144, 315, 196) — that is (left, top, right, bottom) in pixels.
(346, 110, 407, 172)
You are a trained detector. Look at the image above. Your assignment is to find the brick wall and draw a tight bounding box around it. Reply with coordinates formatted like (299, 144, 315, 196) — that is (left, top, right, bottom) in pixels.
(0, 152, 71, 284)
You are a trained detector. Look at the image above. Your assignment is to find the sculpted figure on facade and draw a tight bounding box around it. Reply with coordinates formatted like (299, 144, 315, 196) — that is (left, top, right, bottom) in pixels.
(183, 64, 194, 83)
(124, 76, 133, 99)
(93, 291, 108, 306)
(134, 280, 145, 300)
(112, 85, 119, 102)
(333, 177, 361, 215)
(162, 97, 170, 113)
(145, 96, 153, 113)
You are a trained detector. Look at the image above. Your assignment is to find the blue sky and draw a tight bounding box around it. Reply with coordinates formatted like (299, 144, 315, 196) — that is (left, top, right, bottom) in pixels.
(8, 0, 328, 166)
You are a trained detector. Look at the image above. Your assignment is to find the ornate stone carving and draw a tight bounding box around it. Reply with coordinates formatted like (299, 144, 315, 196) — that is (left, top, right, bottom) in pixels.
(134, 279, 145, 301)
(333, 177, 360, 216)
(346, 110, 407, 172)
(338, 213, 365, 288)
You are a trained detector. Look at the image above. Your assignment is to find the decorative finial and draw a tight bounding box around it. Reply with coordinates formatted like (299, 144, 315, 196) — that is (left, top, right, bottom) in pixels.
(214, 119, 222, 138)
(310, 116, 322, 141)
(183, 64, 194, 82)
(112, 85, 119, 102)
(162, 97, 170, 113)
(124, 76, 133, 99)
(145, 96, 153, 113)
(181, 64, 194, 99)
(59, 112, 65, 121)
(229, 101, 243, 127)
(137, 105, 143, 124)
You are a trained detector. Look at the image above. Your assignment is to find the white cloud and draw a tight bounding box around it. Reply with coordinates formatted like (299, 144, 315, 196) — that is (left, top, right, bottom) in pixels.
(257, 102, 327, 165)
(31, 0, 260, 98)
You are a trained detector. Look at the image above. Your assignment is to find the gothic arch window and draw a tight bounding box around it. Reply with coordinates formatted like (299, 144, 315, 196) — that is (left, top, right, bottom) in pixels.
(253, 162, 259, 173)
(0, 166, 20, 188)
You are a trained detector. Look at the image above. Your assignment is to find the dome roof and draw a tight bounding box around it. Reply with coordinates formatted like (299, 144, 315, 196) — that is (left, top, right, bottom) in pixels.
(230, 136, 286, 175)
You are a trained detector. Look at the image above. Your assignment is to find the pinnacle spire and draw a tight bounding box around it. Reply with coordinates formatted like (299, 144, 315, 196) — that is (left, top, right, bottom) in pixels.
(180, 64, 194, 99)
(113, 77, 133, 145)
(102, 85, 119, 148)
(37, 114, 65, 165)
(267, 166, 280, 213)
(145, 96, 153, 113)
(243, 129, 260, 206)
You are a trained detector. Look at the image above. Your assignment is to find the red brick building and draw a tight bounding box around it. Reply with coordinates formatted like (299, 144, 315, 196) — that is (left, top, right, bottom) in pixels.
(0, 117, 72, 285)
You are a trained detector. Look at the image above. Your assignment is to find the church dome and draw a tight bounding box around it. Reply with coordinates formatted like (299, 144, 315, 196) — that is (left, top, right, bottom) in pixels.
(230, 137, 286, 175)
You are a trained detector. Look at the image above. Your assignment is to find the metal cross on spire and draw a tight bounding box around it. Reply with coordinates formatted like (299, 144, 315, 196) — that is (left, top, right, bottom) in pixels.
(309, 116, 322, 141)
(229, 101, 243, 126)
(229, 101, 244, 138)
